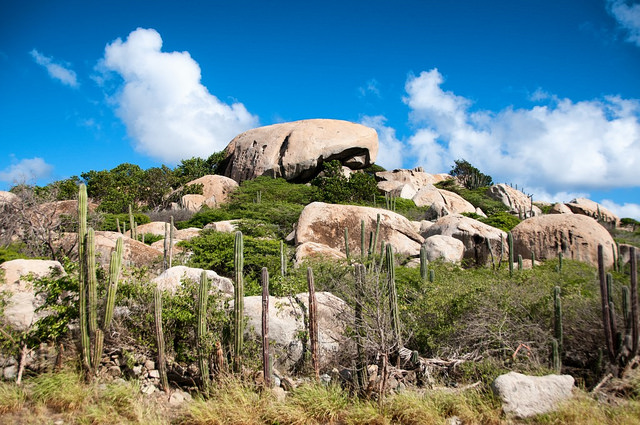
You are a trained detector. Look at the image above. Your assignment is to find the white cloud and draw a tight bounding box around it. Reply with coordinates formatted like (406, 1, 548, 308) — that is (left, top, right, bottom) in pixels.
(0, 157, 53, 185)
(403, 69, 640, 194)
(30, 49, 78, 87)
(359, 115, 404, 170)
(608, 0, 640, 47)
(99, 28, 258, 164)
(600, 199, 640, 220)
(358, 79, 381, 98)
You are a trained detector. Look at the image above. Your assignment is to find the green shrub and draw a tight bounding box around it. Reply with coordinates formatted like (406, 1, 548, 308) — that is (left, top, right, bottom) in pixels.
(478, 211, 521, 231)
(97, 213, 151, 232)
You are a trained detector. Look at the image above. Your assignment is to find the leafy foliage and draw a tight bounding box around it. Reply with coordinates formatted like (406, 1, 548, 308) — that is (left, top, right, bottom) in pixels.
(311, 160, 378, 204)
(478, 211, 521, 232)
(449, 159, 493, 190)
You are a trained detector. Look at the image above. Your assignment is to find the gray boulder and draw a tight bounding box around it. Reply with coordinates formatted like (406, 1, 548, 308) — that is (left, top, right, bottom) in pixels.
(422, 235, 465, 263)
(492, 372, 574, 418)
(152, 266, 234, 295)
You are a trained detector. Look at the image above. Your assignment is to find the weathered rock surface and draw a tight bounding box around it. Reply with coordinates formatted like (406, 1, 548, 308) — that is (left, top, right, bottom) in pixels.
(296, 202, 424, 257)
(510, 214, 616, 268)
(203, 220, 239, 233)
(565, 198, 619, 228)
(221, 119, 378, 183)
(422, 235, 465, 263)
(375, 168, 450, 188)
(488, 184, 541, 217)
(424, 214, 507, 266)
(295, 242, 346, 264)
(0, 191, 20, 204)
(181, 194, 206, 212)
(152, 266, 234, 295)
(549, 202, 573, 215)
(492, 372, 574, 418)
(615, 243, 639, 269)
(412, 187, 476, 219)
(185, 175, 238, 207)
(0, 259, 65, 330)
(129, 221, 177, 237)
(242, 292, 350, 372)
(92, 232, 163, 270)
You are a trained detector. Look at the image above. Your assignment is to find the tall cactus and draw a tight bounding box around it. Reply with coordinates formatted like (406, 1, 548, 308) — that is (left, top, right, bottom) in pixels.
(420, 245, 428, 282)
(233, 231, 244, 373)
(307, 266, 319, 379)
(154, 287, 169, 393)
(128, 204, 136, 240)
(197, 270, 211, 392)
(507, 231, 514, 277)
(354, 263, 368, 393)
(261, 268, 271, 387)
(103, 237, 123, 331)
(598, 245, 616, 362)
(163, 222, 169, 271)
(553, 286, 563, 357)
(386, 244, 401, 350)
(558, 252, 563, 273)
(169, 216, 174, 268)
(344, 227, 350, 260)
(517, 254, 523, 271)
(360, 219, 366, 261)
(280, 240, 286, 277)
(630, 246, 638, 358)
(77, 184, 90, 371)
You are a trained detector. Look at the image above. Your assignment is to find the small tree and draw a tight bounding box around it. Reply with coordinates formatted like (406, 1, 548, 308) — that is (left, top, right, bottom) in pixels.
(449, 159, 493, 190)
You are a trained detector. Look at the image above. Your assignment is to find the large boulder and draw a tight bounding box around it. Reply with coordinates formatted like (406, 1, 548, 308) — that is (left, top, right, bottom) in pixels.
(94, 232, 163, 270)
(129, 221, 177, 238)
(0, 259, 65, 331)
(412, 187, 476, 219)
(424, 214, 507, 266)
(185, 175, 238, 207)
(375, 168, 450, 188)
(181, 194, 206, 212)
(492, 372, 574, 418)
(295, 242, 346, 264)
(619, 244, 640, 268)
(422, 235, 465, 263)
(510, 214, 616, 268)
(242, 292, 350, 372)
(220, 119, 378, 183)
(565, 198, 619, 229)
(151, 266, 234, 295)
(488, 184, 541, 218)
(295, 202, 424, 257)
(549, 202, 573, 215)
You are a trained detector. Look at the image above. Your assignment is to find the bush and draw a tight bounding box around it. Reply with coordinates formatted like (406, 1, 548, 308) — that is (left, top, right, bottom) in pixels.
(478, 211, 521, 232)
(312, 160, 378, 204)
(97, 213, 151, 232)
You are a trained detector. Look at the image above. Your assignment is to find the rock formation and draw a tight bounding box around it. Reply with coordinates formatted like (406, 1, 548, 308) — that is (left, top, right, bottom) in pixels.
(220, 119, 378, 183)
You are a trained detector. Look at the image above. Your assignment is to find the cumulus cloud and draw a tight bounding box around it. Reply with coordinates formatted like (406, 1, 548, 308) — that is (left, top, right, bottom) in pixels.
(608, 0, 640, 46)
(359, 115, 404, 170)
(600, 199, 640, 220)
(0, 157, 53, 185)
(358, 79, 381, 98)
(403, 69, 640, 194)
(30, 49, 78, 87)
(99, 28, 258, 164)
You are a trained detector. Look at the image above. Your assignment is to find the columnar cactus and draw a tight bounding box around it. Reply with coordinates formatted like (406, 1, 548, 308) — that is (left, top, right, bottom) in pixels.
(386, 244, 401, 350)
(553, 286, 563, 356)
(261, 267, 271, 387)
(280, 240, 286, 277)
(307, 266, 319, 379)
(558, 252, 563, 273)
(128, 204, 136, 241)
(630, 246, 638, 358)
(420, 245, 428, 282)
(507, 231, 514, 277)
(163, 222, 169, 271)
(153, 287, 169, 393)
(78, 184, 90, 371)
(599, 245, 616, 362)
(169, 216, 174, 269)
(103, 237, 123, 331)
(197, 270, 211, 391)
(354, 263, 368, 393)
(360, 220, 366, 261)
(344, 227, 350, 260)
(233, 231, 244, 373)
(517, 254, 523, 271)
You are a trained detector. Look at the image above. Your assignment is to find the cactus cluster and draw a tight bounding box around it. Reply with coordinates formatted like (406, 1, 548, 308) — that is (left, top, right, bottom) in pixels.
(233, 231, 244, 373)
(261, 267, 271, 387)
(307, 267, 319, 379)
(77, 184, 123, 378)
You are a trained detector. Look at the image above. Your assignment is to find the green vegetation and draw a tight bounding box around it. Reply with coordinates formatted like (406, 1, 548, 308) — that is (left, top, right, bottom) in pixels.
(449, 159, 493, 190)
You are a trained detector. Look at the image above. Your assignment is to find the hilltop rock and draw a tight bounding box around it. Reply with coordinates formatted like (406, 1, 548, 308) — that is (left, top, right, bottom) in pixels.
(422, 235, 465, 263)
(510, 214, 616, 268)
(412, 188, 476, 219)
(185, 175, 238, 207)
(152, 266, 233, 295)
(424, 214, 507, 266)
(0, 259, 65, 330)
(220, 119, 378, 183)
(242, 292, 350, 372)
(375, 168, 450, 188)
(295, 202, 424, 257)
(488, 184, 541, 218)
(181, 194, 206, 212)
(492, 372, 574, 418)
(549, 202, 573, 214)
(565, 198, 619, 229)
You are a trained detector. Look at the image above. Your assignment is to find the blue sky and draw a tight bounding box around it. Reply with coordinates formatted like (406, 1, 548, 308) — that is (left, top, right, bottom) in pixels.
(2, 0, 640, 218)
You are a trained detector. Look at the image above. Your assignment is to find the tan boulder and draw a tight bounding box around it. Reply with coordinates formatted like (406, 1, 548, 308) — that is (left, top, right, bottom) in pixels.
(185, 175, 238, 207)
(181, 194, 206, 212)
(424, 214, 507, 266)
(295, 242, 346, 264)
(549, 203, 573, 215)
(0, 191, 20, 205)
(221, 119, 378, 183)
(375, 168, 450, 188)
(128, 221, 177, 238)
(488, 184, 542, 218)
(203, 220, 239, 233)
(152, 266, 233, 295)
(412, 187, 476, 219)
(618, 244, 640, 268)
(94, 231, 163, 270)
(510, 214, 616, 268)
(565, 198, 619, 228)
(0, 259, 65, 330)
(174, 228, 201, 240)
(295, 202, 424, 257)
